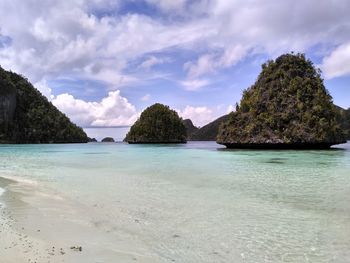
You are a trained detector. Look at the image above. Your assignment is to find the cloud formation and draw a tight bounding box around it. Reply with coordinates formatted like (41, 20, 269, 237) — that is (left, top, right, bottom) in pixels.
(184, 45, 248, 78)
(178, 106, 214, 127)
(1, 0, 350, 126)
(322, 42, 350, 79)
(52, 91, 138, 127)
(2, 0, 350, 87)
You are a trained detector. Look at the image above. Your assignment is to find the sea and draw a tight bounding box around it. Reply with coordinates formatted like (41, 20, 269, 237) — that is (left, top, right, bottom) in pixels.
(0, 128, 349, 262)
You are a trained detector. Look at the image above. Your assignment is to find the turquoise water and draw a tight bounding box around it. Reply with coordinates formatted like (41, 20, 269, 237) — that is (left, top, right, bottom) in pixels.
(1, 141, 350, 262)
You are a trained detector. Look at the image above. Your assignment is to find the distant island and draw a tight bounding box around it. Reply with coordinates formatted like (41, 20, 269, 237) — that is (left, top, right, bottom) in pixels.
(0, 66, 88, 143)
(182, 119, 198, 139)
(216, 53, 346, 149)
(125, 103, 187, 143)
(184, 115, 229, 141)
(101, 137, 115, 142)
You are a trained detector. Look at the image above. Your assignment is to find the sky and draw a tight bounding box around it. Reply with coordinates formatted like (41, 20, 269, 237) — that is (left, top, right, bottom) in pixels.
(0, 0, 350, 127)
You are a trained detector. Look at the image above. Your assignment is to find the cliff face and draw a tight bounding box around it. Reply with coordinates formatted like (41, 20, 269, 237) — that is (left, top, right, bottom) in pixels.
(0, 66, 88, 143)
(217, 53, 346, 149)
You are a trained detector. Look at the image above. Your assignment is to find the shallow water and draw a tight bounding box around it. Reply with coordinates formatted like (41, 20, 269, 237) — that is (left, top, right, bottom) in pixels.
(0, 141, 350, 262)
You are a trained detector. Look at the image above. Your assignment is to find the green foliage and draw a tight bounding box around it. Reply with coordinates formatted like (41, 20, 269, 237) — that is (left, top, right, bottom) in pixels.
(217, 53, 346, 147)
(0, 66, 88, 143)
(125, 103, 187, 143)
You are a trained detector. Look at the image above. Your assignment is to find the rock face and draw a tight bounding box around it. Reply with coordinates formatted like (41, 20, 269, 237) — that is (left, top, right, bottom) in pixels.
(125, 103, 187, 143)
(339, 107, 350, 139)
(101, 137, 115, 142)
(217, 53, 346, 149)
(183, 119, 198, 139)
(0, 66, 88, 143)
(345, 109, 350, 139)
(190, 115, 229, 141)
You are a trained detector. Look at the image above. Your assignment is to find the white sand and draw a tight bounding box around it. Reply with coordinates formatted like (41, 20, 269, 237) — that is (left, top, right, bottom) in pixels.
(0, 177, 161, 263)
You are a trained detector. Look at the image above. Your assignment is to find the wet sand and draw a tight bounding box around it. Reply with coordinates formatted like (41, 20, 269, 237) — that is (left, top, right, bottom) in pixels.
(0, 176, 160, 263)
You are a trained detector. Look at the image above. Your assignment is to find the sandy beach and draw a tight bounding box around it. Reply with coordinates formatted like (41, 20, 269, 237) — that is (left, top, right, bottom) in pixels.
(0, 176, 160, 263)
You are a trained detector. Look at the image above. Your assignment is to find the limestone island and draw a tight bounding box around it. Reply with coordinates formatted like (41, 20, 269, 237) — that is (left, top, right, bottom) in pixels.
(101, 137, 115, 142)
(125, 103, 187, 144)
(0, 66, 88, 143)
(217, 53, 347, 149)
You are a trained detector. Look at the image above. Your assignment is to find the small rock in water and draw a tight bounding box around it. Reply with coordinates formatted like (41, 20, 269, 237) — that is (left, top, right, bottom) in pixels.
(70, 246, 82, 252)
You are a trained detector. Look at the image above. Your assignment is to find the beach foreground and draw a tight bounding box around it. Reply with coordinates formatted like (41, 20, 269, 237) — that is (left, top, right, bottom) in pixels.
(1, 141, 350, 262)
(0, 177, 159, 263)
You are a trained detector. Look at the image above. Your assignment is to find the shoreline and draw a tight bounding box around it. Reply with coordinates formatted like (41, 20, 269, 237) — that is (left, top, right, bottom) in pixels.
(0, 175, 160, 263)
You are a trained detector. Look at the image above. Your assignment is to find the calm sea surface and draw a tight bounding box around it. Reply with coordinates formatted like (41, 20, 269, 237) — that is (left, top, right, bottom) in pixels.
(1, 140, 350, 262)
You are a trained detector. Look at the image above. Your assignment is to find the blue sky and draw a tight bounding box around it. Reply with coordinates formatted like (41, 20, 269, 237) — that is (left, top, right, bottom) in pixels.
(0, 0, 350, 127)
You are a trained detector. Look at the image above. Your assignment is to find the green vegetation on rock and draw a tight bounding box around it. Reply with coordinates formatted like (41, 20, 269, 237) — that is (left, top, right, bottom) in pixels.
(101, 137, 115, 142)
(217, 53, 346, 149)
(125, 103, 187, 143)
(0, 66, 88, 143)
(189, 115, 229, 141)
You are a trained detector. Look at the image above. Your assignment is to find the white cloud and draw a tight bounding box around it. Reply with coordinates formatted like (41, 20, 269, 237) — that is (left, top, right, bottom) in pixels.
(34, 79, 54, 100)
(184, 54, 216, 78)
(321, 42, 350, 79)
(1, 0, 349, 88)
(226, 104, 235, 113)
(0, 0, 210, 86)
(145, 0, 187, 12)
(184, 45, 248, 78)
(180, 79, 210, 91)
(141, 94, 151, 101)
(138, 56, 171, 70)
(52, 90, 138, 127)
(219, 45, 248, 68)
(178, 106, 214, 127)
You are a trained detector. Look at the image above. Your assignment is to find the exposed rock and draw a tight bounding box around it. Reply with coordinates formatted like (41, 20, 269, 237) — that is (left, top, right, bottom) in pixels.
(217, 53, 346, 149)
(88, 137, 98, 142)
(70, 246, 82, 252)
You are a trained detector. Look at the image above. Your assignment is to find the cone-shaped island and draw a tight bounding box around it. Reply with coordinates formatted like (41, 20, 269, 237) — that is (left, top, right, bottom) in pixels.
(217, 53, 346, 149)
(125, 103, 187, 144)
